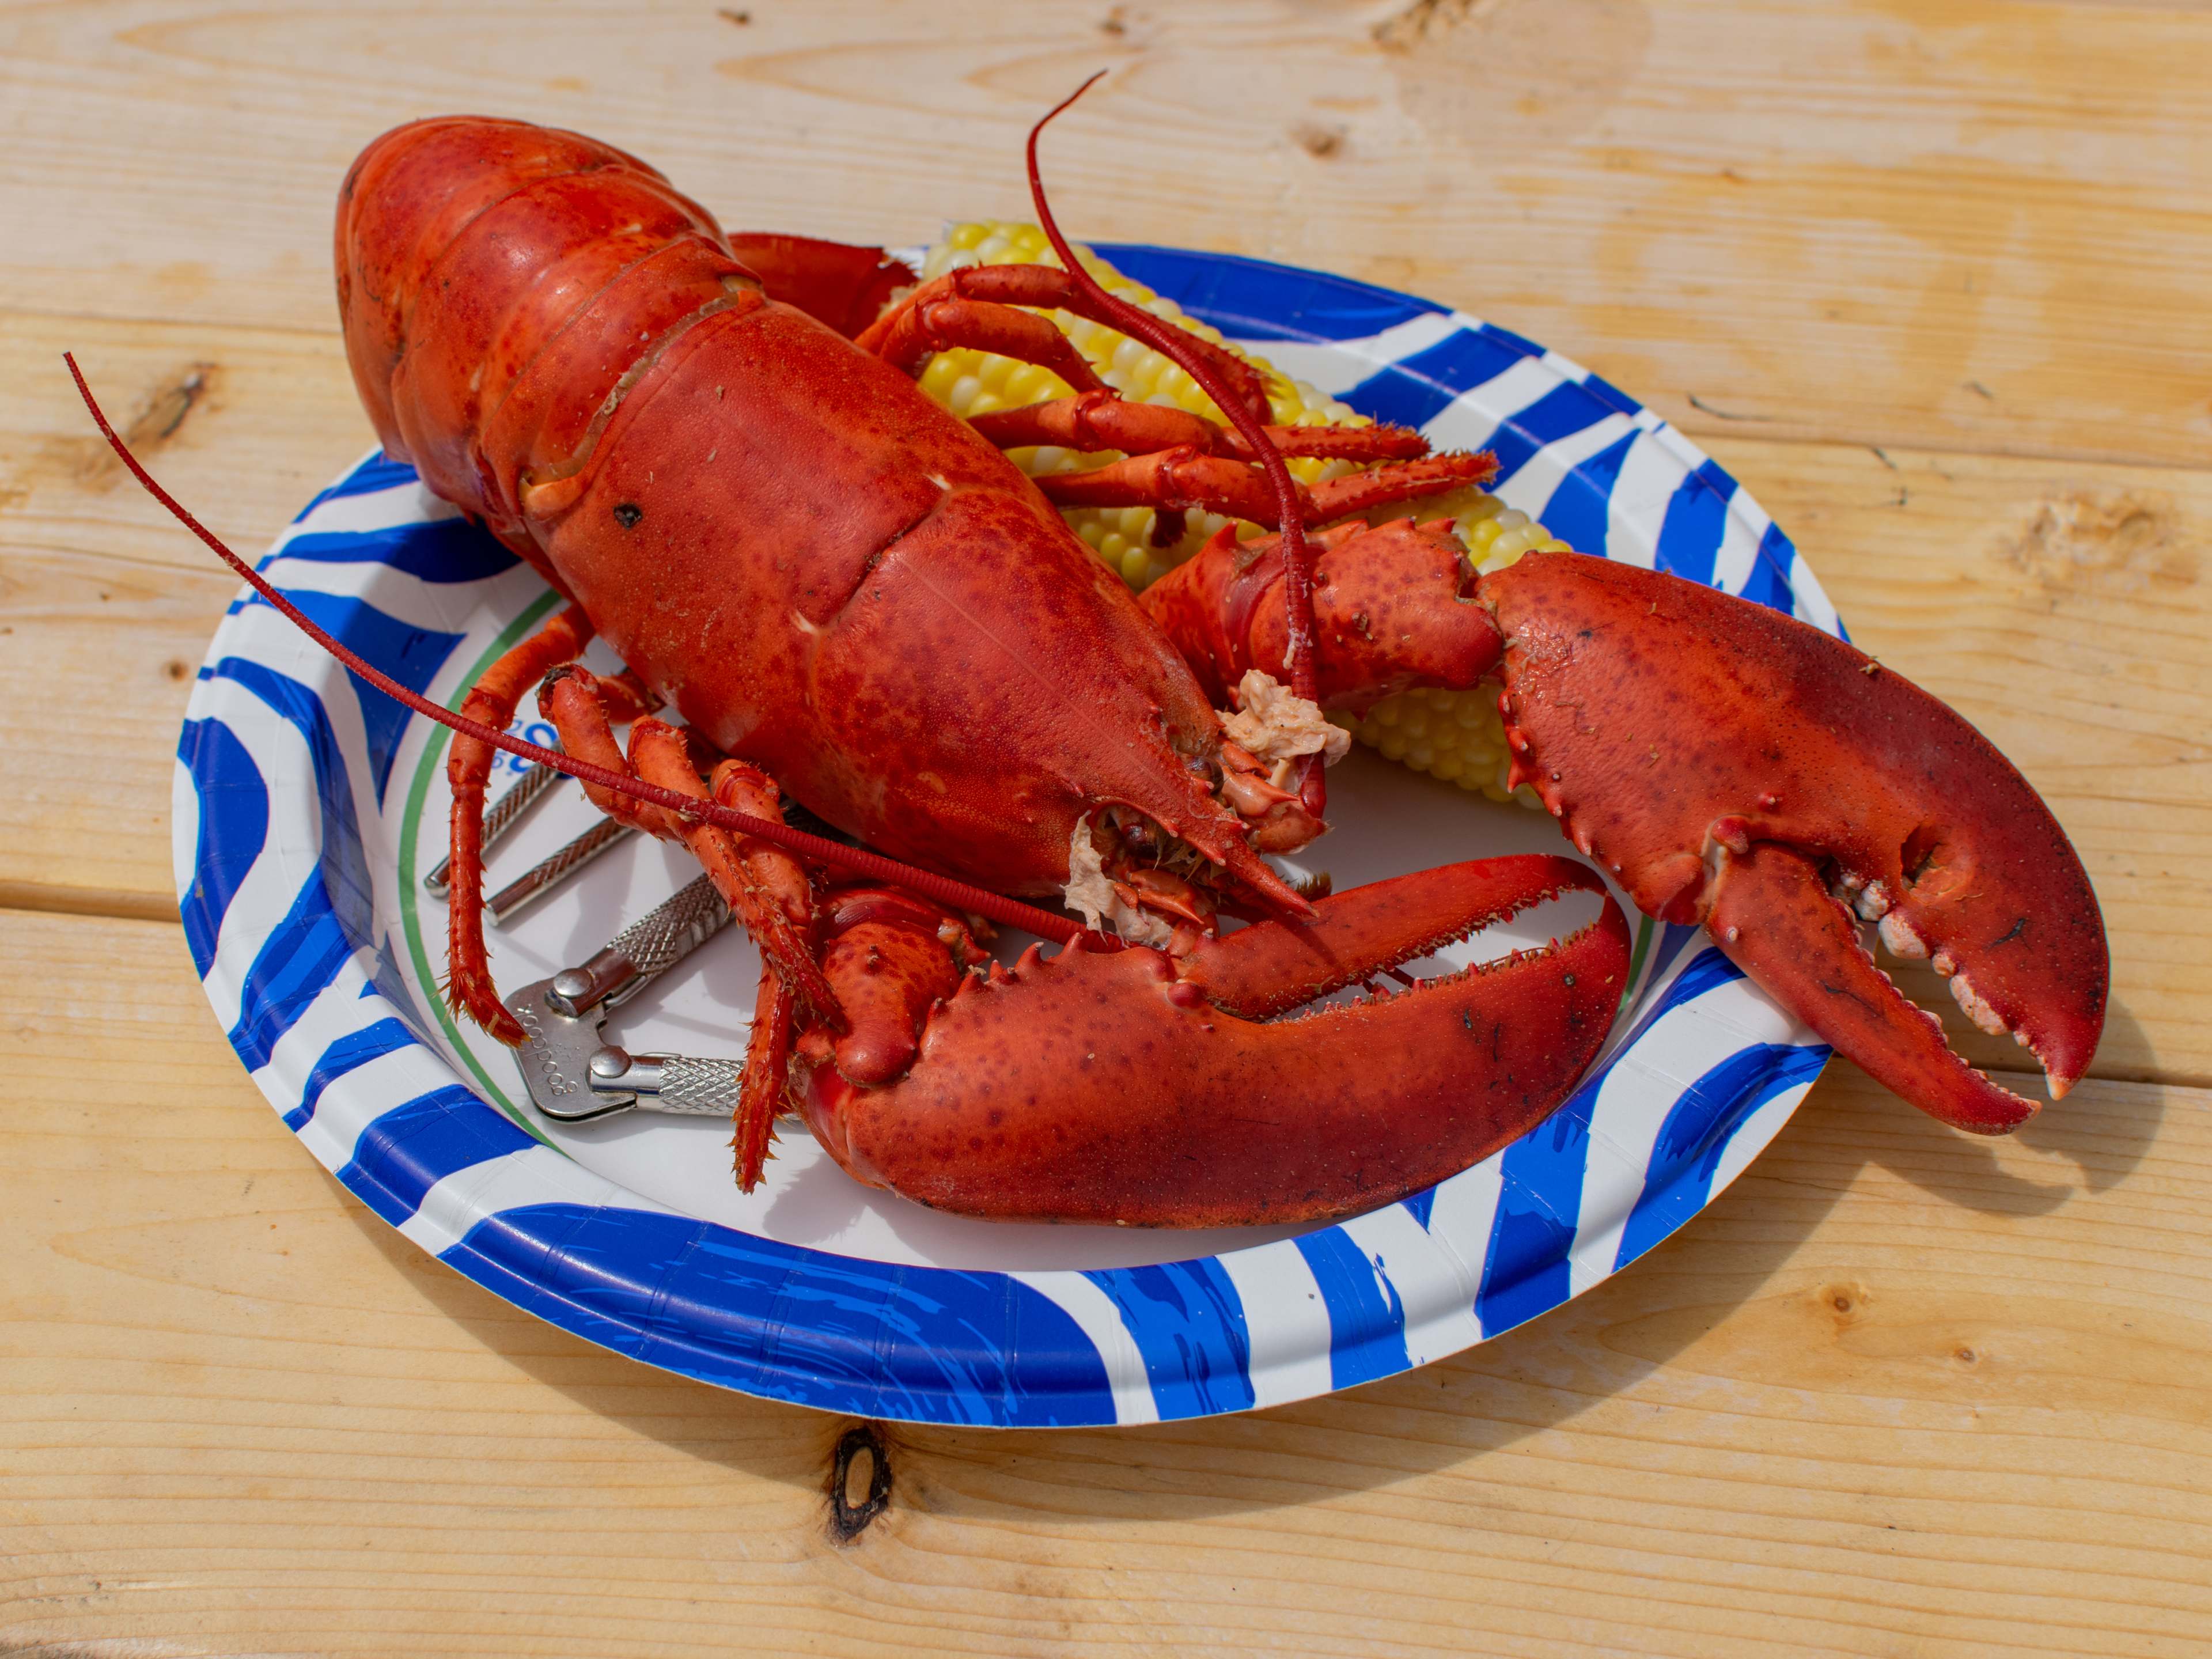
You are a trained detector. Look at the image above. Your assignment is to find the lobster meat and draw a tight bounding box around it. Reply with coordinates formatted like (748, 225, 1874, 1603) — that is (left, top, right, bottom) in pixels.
(84, 99, 2106, 1229)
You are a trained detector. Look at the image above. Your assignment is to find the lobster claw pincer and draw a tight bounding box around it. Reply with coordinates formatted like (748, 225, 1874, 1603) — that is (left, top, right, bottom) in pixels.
(1480, 553, 2108, 1133)
(799, 855, 1630, 1227)
(1143, 532, 2108, 1135)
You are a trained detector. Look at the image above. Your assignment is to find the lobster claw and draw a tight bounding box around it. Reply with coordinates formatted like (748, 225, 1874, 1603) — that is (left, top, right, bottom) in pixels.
(800, 855, 1630, 1226)
(1482, 552, 2108, 1133)
(1142, 528, 2108, 1135)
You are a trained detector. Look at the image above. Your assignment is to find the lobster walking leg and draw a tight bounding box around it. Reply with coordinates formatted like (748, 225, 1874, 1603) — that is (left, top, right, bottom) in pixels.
(1035, 446, 1494, 528)
(537, 665, 680, 839)
(446, 603, 593, 1043)
(628, 729, 862, 1187)
(738, 964, 798, 1185)
(857, 263, 1274, 420)
(862, 294, 1109, 395)
(1307, 455, 1498, 520)
(627, 722, 842, 1033)
(967, 393, 1433, 463)
(518, 676, 853, 1130)
(1039, 446, 1283, 524)
(707, 760, 839, 1183)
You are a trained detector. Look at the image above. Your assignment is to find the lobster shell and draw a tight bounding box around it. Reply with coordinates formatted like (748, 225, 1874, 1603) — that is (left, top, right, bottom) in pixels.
(334, 116, 1282, 906)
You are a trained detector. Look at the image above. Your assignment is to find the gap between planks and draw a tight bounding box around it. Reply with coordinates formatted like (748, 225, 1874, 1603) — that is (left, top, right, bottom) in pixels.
(0, 881, 179, 926)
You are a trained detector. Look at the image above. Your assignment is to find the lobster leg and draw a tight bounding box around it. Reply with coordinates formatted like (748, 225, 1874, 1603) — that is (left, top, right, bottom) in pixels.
(537, 665, 680, 838)
(966, 392, 1434, 464)
(1035, 447, 1494, 529)
(857, 264, 1275, 421)
(1037, 445, 1285, 524)
(800, 856, 1630, 1226)
(1308, 454, 1498, 520)
(445, 603, 593, 1043)
(705, 758, 853, 1184)
(737, 963, 797, 1186)
(626, 722, 843, 1036)
(505, 677, 853, 1121)
(861, 294, 1108, 395)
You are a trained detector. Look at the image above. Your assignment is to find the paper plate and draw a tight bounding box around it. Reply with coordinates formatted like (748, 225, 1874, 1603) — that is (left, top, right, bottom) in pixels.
(175, 245, 1836, 1426)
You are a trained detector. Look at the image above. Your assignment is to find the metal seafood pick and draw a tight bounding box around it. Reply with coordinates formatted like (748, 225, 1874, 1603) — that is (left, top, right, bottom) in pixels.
(422, 755, 641, 922)
(502, 874, 745, 1123)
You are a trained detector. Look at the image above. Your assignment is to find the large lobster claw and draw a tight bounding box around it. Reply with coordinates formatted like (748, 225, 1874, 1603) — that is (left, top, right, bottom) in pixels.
(1146, 531, 2107, 1134)
(800, 855, 1630, 1226)
(1482, 553, 2107, 1132)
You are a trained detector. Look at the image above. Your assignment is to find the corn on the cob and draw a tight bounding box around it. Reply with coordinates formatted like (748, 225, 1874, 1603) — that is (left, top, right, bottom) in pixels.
(914, 222, 1570, 808)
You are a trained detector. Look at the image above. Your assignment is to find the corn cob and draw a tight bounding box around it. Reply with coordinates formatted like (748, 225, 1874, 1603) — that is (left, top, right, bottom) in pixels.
(915, 222, 1569, 807)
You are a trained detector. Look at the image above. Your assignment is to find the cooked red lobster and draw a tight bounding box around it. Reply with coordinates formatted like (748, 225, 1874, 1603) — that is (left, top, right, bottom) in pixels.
(80, 105, 2106, 1227)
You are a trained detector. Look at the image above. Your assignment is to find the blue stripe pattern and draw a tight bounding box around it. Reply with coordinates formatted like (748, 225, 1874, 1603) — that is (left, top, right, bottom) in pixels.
(1614, 1044, 1832, 1270)
(1535, 427, 1637, 560)
(450, 1205, 1116, 1425)
(177, 716, 268, 976)
(267, 591, 464, 801)
(205, 658, 375, 1073)
(1296, 1229, 1411, 1391)
(337, 1084, 539, 1225)
(1343, 325, 1532, 433)
(299, 452, 420, 511)
(179, 248, 1831, 1427)
(281, 518, 520, 584)
(1096, 243, 1444, 344)
(284, 1017, 419, 1131)
(1477, 1087, 1598, 1336)
(1082, 1262, 1255, 1418)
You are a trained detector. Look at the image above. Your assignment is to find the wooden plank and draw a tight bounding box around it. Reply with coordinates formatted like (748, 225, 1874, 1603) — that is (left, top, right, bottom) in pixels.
(5, 306, 2201, 1082)
(0, 313, 368, 917)
(2, 906, 2205, 1657)
(5, 0, 2210, 468)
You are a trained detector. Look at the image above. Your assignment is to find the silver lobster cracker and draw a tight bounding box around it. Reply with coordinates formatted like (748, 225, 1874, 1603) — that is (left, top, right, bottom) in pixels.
(502, 874, 748, 1123)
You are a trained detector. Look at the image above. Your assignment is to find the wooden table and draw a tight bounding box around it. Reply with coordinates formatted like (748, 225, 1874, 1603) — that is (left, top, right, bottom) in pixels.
(6, 3, 2207, 1653)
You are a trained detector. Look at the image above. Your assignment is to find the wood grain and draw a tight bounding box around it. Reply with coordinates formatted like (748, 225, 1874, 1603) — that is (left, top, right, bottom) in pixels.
(0, 313, 368, 916)
(6, 2, 2209, 1653)
(5, 0, 2210, 467)
(1, 906, 2205, 1658)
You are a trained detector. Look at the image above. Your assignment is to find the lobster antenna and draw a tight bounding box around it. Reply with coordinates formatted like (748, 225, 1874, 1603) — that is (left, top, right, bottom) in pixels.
(65, 353, 1089, 947)
(1025, 72, 1328, 819)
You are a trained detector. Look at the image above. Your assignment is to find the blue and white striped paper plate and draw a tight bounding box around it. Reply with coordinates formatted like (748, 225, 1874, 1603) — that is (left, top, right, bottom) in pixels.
(175, 246, 1835, 1426)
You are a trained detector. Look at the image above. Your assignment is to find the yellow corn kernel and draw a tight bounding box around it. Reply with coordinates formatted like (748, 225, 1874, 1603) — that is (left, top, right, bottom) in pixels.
(919, 221, 1368, 577)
